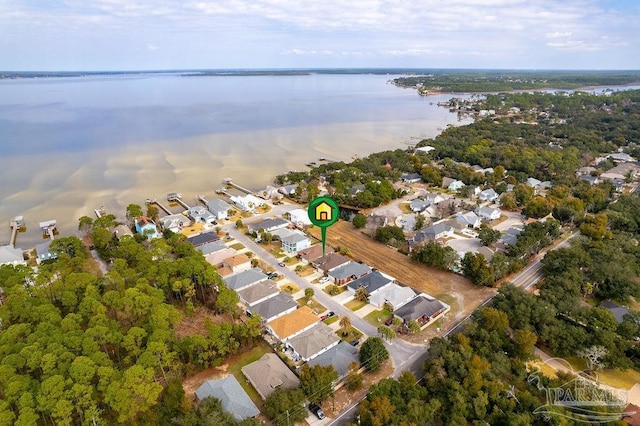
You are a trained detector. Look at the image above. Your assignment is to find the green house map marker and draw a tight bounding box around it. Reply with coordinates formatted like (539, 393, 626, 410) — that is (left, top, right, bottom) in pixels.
(308, 196, 339, 256)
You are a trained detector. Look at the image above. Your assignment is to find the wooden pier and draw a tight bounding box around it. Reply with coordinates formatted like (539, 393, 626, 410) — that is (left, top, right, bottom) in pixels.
(93, 206, 106, 218)
(145, 198, 171, 215)
(167, 193, 190, 210)
(39, 220, 57, 240)
(8, 216, 25, 247)
(197, 195, 209, 207)
(223, 178, 252, 195)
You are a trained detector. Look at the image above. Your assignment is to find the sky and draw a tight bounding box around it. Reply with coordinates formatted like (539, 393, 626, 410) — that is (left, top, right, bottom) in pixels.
(1, 0, 639, 71)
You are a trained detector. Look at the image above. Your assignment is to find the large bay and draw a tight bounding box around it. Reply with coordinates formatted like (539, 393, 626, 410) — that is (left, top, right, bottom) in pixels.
(0, 73, 469, 248)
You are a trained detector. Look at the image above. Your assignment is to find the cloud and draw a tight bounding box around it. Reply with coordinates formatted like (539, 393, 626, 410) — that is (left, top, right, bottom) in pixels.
(146, 44, 159, 51)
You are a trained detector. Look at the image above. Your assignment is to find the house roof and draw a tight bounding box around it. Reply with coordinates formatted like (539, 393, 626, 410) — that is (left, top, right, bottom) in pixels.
(476, 206, 500, 218)
(0, 245, 25, 264)
(289, 208, 312, 226)
(395, 294, 447, 322)
(479, 188, 498, 199)
(477, 246, 495, 261)
(113, 224, 134, 239)
(281, 232, 310, 245)
(205, 248, 237, 267)
(347, 270, 394, 294)
(368, 283, 416, 310)
(223, 253, 251, 267)
(248, 217, 289, 233)
(198, 240, 228, 256)
(136, 216, 156, 229)
(188, 231, 219, 247)
(442, 177, 455, 188)
(526, 177, 542, 187)
(410, 198, 428, 211)
(241, 353, 300, 400)
(223, 268, 267, 291)
(194, 376, 259, 421)
(456, 211, 480, 227)
(250, 293, 298, 322)
(328, 262, 372, 280)
(415, 223, 453, 242)
(599, 300, 630, 324)
(298, 244, 333, 262)
(208, 198, 232, 212)
(237, 280, 279, 306)
(401, 172, 422, 181)
(312, 253, 350, 272)
(288, 323, 341, 361)
(308, 341, 359, 378)
(416, 145, 435, 153)
(267, 306, 319, 340)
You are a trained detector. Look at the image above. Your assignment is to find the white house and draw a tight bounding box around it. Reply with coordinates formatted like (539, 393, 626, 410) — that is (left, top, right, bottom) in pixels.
(230, 194, 264, 212)
(0, 245, 26, 267)
(475, 206, 501, 221)
(478, 188, 499, 202)
(416, 146, 435, 154)
(288, 208, 312, 227)
(159, 214, 192, 233)
(281, 232, 311, 254)
(442, 177, 465, 192)
(455, 211, 482, 228)
(188, 206, 217, 226)
(400, 172, 422, 183)
(208, 198, 232, 220)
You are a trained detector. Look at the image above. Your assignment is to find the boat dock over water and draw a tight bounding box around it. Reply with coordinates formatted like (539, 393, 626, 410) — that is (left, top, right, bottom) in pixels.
(223, 178, 253, 195)
(9, 216, 25, 247)
(39, 220, 57, 240)
(167, 193, 190, 210)
(145, 198, 171, 215)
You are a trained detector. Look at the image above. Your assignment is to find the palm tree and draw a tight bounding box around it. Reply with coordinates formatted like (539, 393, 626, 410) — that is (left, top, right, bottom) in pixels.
(354, 286, 369, 302)
(339, 315, 352, 336)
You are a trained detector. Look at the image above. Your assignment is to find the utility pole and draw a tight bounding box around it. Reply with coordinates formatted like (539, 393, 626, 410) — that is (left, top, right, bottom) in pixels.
(286, 409, 290, 426)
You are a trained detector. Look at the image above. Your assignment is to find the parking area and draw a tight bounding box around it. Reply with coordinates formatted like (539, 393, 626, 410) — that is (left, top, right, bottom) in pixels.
(446, 237, 482, 254)
(493, 209, 524, 231)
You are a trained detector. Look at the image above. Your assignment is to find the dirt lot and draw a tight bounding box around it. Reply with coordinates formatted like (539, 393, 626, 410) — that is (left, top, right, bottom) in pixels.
(174, 307, 233, 339)
(309, 220, 495, 326)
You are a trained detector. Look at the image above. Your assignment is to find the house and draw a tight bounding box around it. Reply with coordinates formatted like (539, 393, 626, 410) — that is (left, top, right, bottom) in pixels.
(257, 185, 281, 200)
(287, 323, 341, 362)
(249, 293, 298, 322)
(312, 253, 350, 273)
(188, 206, 217, 226)
(413, 223, 454, 244)
(248, 217, 289, 234)
(0, 245, 26, 267)
(195, 376, 259, 422)
(208, 198, 232, 220)
(475, 206, 501, 221)
(188, 231, 219, 247)
(410, 198, 429, 212)
(222, 254, 251, 274)
(599, 300, 630, 324)
(456, 211, 481, 229)
(328, 262, 372, 285)
(479, 188, 499, 202)
(442, 177, 465, 192)
(281, 232, 311, 254)
(308, 341, 360, 379)
(197, 240, 228, 256)
(443, 218, 466, 233)
(368, 283, 416, 311)
(277, 184, 299, 197)
(230, 194, 264, 212)
(205, 248, 237, 267)
(288, 208, 312, 227)
(498, 226, 523, 246)
(346, 271, 395, 298)
(436, 199, 461, 217)
(580, 175, 599, 185)
(35, 241, 56, 264)
(425, 192, 446, 205)
(477, 246, 495, 262)
(526, 177, 542, 188)
(576, 166, 597, 176)
(415, 145, 435, 154)
(298, 245, 334, 264)
(266, 306, 319, 342)
(600, 163, 640, 182)
(400, 172, 422, 183)
(241, 353, 300, 400)
(466, 185, 482, 198)
(113, 224, 134, 240)
(159, 214, 191, 233)
(394, 294, 450, 328)
(135, 216, 160, 239)
(223, 268, 267, 291)
(237, 280, 279, 306)
(609, 152, 635, 163)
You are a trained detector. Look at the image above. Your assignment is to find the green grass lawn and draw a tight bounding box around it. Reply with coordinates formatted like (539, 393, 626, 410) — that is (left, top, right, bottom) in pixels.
(336, 326, 363, 343)
(226, 342, 272, 408)
(323, 283, 347, 296)
(562, 356, 640, 390)
(323, 316, 339, 325)
(364, 308, 393, 326)
(345, 299, 368, 311)
(230, 243, 245, 250)
(296, 297, 327, 314)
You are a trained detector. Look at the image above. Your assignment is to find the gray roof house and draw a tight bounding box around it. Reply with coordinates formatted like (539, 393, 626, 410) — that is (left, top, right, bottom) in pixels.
(410, 198, 429, 212)
(160, 214, 191, 233)
(475, 206, 501, 221)
(249, 293, 298, 322)
(208, 198, 232, 220)
(223, 268, 267, 291)
(328, 261, 372, 285)
(394, 294, 449, 328)
(237, 280, 280, 306)
(456, 211, 481, 228)
(188, 231, 220, 247)
(188, 206, 217, 225)
(369, 283, 416, 311)
(346, 271, 394, 297)
(308, 341, 359, 378)
(287, 323, 341, 362)
(281, 232, 311, 254)
(197, 240, 228, 256)
(413, 223, 454, 244)
(35, 241, 56, 264)
(401, 172, 422, 183)
(0, 245, 26, 267)
(248, 217, 290, 233)
(599, 300, 630, 324)
(479, 188, 499, 202)
(241, 353, 299, 400)
(195, 376, 259, 421)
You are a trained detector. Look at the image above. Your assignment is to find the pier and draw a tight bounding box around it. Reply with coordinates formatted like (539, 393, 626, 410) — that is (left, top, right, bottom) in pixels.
(197, 195, 209, 207)
(223, 178, 253, 195)
(167, 193, 190, 210)
(39, 220, 57, 240)
(94, 206, 106, 218)
(145, 198, 171, 215)
(8, 216, 25, 247)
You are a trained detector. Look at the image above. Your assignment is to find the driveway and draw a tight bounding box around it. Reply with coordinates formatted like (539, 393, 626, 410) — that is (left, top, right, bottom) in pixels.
(493, 209, 524, 232)
(446, 238, 482, 255)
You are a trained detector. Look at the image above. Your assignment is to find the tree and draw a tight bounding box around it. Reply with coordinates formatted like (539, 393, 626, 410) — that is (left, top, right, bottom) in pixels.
(359, 337, 389, 372)
(126, 203, 143, 223)
(411, 242, 457, 270)
(421, 165, 443, 186)
(374, 226, 406, 245)
(477, 223, 501, 246)
(408, 320, 421, 334)
(78, 215, 94, 236)
(304, 287, 314, 301)
(414, 213, 425, 231)
(523, 196, 552, 218)
(578, 345, 608, 371)
(235, 219, 244, 229)
(339, 315, 352, 336)
(354, 286, 369, 302)
(345, 361, 363, 391)
(352, 214, 367, 229)
(378, 325, 396, 341)
(299, 364, 338, 404)
(265, 387, 307, 425)
(500, 191, 518, 210)
(461, 253, 495, 287)
(146, 204, 160, 222)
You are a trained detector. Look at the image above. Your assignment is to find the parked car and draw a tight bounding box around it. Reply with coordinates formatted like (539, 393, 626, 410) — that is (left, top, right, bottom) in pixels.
(350, 339, 360, 347)
(308, 403, 325, 420)
(318, 276, 330, 284)
(267, 272, 278, 279)
(278, 262, 286, 267)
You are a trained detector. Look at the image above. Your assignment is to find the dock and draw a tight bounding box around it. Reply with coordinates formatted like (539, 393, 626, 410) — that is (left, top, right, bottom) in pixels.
(223, 178, 252, 195)
(8, 216, 25, 247)
(93, 206, 106, 218)
(197, 195, 209, 207)
(167, 193, 190, 210)
(145, 198, 171, 215)
(39, 220, 57, 240)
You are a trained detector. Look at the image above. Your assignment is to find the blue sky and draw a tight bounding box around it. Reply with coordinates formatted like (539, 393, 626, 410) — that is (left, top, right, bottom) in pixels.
(1, 0, 639, 70)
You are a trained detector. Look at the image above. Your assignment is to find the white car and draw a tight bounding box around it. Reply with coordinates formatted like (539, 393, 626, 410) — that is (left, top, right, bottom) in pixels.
(319, 277, 330, 284)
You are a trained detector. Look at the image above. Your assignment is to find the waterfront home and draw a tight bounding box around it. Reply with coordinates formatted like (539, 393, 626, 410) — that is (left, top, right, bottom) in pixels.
(112, 224, 134, 240)
(188, 206, 217, 226)
(230, 194, 264, 212)
(328, 261, 372, 285)
(35, 241, 56, 264)
(281, 232, 311, 254)
(223, 268, 267, 291)
(288, 208, 312, 227)
(266, 306, 319, 342)
(277, 184, 299, 197)
(241, 354, 300, 400)
(207, 198, 232, 220)
(394, 294, 449, 329)
(135, 216, 160, 239)
(249, 293, 298, 322)
(415, 145, 435, 154)
(195, 377, 259, 422)
(257, 185, 281, 200)
(0, 245, 26, 267)
(159, 213, 191, 234)
(368, 283, 416, 311)
(248, 217, 289, 234)
(475, 206, 501, 221)
(286, 323, 341, 362)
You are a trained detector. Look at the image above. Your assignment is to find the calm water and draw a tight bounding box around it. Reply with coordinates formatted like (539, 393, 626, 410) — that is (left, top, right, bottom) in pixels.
(0, 73, 468, 248)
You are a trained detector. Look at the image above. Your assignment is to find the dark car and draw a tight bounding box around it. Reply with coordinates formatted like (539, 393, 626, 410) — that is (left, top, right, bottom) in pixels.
(350, 339, 360, 347)
(267, 272, 278, 279)
(308, 403, 325, 420)
(325, 311, 335, 318)
(278, 262, 286, 267)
